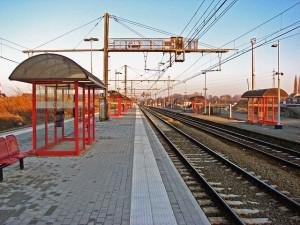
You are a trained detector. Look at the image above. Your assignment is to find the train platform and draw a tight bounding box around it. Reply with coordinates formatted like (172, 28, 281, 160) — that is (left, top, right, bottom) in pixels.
(0, 107, 210, 225)
(182, 111, 300, 144)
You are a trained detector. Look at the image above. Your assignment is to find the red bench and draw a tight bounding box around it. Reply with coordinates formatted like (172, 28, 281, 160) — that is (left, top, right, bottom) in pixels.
(0, 135, 33, 181)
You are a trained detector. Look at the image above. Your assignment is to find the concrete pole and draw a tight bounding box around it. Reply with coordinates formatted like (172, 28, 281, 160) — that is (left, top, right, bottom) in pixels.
(204, 72, 207, 114)
(272, 69, 276, 88)
(167, 75, 170, 108)
(103, 12, 109, 120)
(124, 65, 127, 96)
(251, 38, 256, 90)
(276, 40, 282, 128)
(90, 41, 93, 74)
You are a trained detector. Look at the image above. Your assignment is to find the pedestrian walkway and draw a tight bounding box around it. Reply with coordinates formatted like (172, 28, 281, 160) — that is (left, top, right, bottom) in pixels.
(0, 107, 210, 225)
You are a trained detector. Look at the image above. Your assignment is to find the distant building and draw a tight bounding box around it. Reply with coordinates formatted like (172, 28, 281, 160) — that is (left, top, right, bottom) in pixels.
(287, 75, 300, 102)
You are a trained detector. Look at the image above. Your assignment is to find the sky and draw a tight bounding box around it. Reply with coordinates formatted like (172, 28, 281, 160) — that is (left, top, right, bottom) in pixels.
(0, 0, 300, 98)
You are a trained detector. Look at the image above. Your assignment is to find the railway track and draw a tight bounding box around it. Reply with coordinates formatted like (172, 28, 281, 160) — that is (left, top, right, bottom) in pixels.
(149, 107, 300, 170)
(141, 106, 300, 225)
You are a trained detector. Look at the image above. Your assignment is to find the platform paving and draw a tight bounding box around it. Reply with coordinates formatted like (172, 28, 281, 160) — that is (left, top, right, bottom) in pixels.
(0, 112, 135, 225)
(0, 108, 210, 225)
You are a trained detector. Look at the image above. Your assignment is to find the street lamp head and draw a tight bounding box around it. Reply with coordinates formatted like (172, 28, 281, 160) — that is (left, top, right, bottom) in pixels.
(84, 37, 99, 42)
(271, 43, 278, 48)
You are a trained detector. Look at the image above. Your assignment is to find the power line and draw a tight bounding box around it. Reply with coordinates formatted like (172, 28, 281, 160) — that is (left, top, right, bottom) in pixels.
(110, 15, 175, 36)
(180, 0, 206, 35)
(33, 16, 103, 49)
(0, 37, 29, 49)
(175, 24, 300, 88)
(0, 42, 23, 52)
(173, 1, 300, 80)
(149, 0, 237, 90)
(189, 20, 300, 75)
(158, 24, 300, 94)
(0, 55, 19, 64)
(73, 17, 103, 49)
(114, 18, 145, 38)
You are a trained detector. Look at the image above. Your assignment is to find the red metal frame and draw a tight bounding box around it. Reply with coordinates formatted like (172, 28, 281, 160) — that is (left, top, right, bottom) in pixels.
(87, 87, 91, 144)
(32, 83, 37, 152)
(191, 101, 204, 114)
(74, 81, 79, 155)
(92, 88, 95, 141)
(54, 85, 58, 144)
(82, 86, 86, 149)
(31, 81, 98, 156)
(45, 86, 48, 148)
(247, 96, 277, 125)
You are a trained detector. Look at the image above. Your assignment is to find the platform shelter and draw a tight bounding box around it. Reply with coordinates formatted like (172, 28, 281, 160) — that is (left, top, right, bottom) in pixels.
(9, 53, 106, 156)
(189, 96, 205, 114)
(107, 90, 132, 117)
(241, 88, 288, 125)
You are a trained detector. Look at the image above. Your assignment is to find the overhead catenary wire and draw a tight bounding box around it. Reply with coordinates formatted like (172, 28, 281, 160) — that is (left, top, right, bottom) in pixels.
(148, 0, 238, 90)
(0, 42, 23, 53)
(173, 1, 300, 81)
(73, 17, 103, 49)
(165, 24, 300, 92)
(0, 55, 19, 64)
(158, 24, 300, 94)
(110, 15, 175, 36)
(113, 18, 146, 38)
(180, 0, 207, 35)
(33, 16, 103, 49)
(185, 20, 300, 77)
(0, 37, 29, 49)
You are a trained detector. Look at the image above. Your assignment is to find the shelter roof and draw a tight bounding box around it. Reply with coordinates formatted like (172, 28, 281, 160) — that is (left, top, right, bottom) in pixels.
(189, 95, 205, 101)
(108, 90, 131, 101)
(9, 53, 105, 89)
(241, 88, 288, 98)
(108, 90, 123, 98)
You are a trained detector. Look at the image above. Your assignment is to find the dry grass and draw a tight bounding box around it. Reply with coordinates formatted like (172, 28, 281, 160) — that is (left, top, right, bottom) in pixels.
(0, 94, 31, 131)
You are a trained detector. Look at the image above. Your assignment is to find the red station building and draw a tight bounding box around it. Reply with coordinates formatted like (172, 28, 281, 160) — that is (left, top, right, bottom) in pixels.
(9, 54, 106, 156)
(189, 96, 205, 114)
(107, 90, 132, 117)
(241, 88, 288, 125)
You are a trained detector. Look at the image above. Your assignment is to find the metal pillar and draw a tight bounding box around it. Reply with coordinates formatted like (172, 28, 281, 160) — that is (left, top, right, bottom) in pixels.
(124, 64, 127, 96)
(167, 75, 170, 108)
(272, 40, 283, 129)
(203, 72, 207, 114)
(251, 38, 256, 90)
(32, 83, 37, 152)
(74, 82, 79, 154)
(103, 12, 109, 120)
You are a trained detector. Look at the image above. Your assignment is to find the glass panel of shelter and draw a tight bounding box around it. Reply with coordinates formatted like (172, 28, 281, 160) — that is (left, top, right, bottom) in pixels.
(34, 82, 99, 155)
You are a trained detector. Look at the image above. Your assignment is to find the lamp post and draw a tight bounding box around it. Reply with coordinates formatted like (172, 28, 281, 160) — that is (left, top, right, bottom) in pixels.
(271, 40, 283, 129)
(251, 38, 256, 90)
(114, 71, 122, 90)
(84, 37, 99, 74)
(203, 72, 208, 114)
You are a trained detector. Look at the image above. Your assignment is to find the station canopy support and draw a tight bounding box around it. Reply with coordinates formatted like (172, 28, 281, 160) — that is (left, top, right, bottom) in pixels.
(9, 53, 106, 156)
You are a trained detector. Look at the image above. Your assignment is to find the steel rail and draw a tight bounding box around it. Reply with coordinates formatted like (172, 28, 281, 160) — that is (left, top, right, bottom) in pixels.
(144, 106, 300, 212)
(164, 108, 300, 156)
(140, 107, 246, 225)
(151, 107, 300, 169)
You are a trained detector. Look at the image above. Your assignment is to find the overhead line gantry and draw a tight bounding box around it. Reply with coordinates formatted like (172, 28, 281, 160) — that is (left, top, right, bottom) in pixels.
(23, 12, 231, 120)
